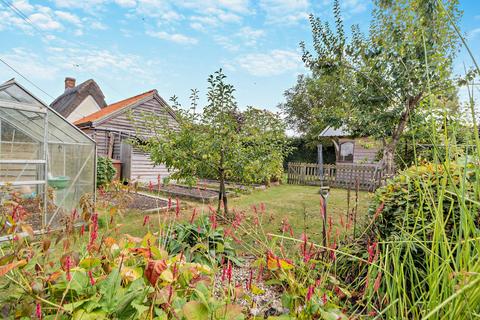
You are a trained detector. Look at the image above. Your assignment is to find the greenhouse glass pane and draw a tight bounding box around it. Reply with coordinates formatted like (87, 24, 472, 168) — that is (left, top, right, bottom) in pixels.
(46, 142, 95, 227)
(47, 111, 92, 144)
(0, 183, 46, 236)
(0, 114, 45, 162)
(0, 85, 43, 106)
(0, 107, 45, 142)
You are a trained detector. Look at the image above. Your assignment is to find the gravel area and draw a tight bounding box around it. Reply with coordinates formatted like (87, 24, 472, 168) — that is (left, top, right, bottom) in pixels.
(214, 255, 288, 318)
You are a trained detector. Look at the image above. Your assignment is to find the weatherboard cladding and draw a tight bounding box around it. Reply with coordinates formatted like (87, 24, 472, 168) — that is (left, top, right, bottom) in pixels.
(80, 94, 177, 183)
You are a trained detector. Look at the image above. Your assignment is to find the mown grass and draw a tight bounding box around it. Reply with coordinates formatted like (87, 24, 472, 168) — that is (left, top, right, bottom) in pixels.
(114, 184, 372, 248)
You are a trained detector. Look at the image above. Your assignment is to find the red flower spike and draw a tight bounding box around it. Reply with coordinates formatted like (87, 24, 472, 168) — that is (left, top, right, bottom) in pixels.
(321, 293, 327, 305)
(189, 208, 197, 224)
(374, 272, 382, 292)
(143, 215, 150, 227)
(168, 197, 172, 210)
(148, 181, 154, 192)
(373, 202, 385, 220)
(64, 256, 72, 281)
(88, 270, 95, 286)
(306, 285, 315, 301)
(247, 269, 253, 291)
(36, 303, 42, 319)
(175, 198, 180, 218)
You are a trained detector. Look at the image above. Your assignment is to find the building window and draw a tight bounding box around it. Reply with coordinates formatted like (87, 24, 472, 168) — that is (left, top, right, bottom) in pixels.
(339, 141, 354, 162)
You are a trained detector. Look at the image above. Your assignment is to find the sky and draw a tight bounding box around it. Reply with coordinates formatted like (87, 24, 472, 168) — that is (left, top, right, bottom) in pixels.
(1, 0, 480, 113)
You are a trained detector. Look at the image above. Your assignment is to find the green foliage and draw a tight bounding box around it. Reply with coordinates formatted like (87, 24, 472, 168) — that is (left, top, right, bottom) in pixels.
(283, 137, 336, 168)
(96, 156, 116, 187)
(368, 161, 478, 240)
(364, 159, 480, 318)
(282, 0, 461, 170)
(165, 216, 241, 266)
(136, 70, 291, 213)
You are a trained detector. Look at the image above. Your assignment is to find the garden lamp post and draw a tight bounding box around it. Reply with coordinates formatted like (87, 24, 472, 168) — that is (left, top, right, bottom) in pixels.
(319, 186, 330, 248)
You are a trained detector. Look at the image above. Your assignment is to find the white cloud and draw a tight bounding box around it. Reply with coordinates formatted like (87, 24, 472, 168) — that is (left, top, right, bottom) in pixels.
(114, 0, 137, 8)
(238, 27, 265, 46)
(214, 27, 265, 51)
(259, 0, 309, 24)
(235, 49, 302, 76)
(181, 0, 250, 14)
(52, 0, 108, 11)
(468, 28, 480, 40)
(1, 48, 60, 80)
(28, 12, 63, 30)
(146, 30, 198, 44)
(55, 11, 82, 25)
(11, 0, 34, 13)
(89, 20, 108, 30)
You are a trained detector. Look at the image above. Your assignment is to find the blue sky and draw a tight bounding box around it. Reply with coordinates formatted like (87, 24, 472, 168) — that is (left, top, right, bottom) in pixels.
(0, 0, 480, 112)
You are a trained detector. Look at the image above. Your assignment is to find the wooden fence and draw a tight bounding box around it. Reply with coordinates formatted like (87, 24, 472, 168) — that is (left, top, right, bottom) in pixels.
(287, 162, 389, 191)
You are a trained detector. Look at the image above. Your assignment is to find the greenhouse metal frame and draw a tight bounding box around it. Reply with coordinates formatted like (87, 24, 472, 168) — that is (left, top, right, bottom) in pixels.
(0, 80, 96, 238)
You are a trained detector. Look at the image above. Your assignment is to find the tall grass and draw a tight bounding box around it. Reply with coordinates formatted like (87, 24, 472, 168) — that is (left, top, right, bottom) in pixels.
(362, 5, 480, 317)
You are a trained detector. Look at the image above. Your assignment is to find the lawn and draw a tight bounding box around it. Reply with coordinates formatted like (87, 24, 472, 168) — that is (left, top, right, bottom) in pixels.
(114, 184, 373, 247)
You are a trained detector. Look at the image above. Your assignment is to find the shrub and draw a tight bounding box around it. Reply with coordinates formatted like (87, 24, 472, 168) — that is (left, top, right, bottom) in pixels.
(96, 156, 116, 187)
(367, 160, 479, 240)
(165, 216, 240, 266)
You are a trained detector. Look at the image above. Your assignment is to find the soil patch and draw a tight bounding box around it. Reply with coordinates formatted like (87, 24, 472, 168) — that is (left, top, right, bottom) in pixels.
(141, 184, 220, 201)
(98, 191, 169, 211)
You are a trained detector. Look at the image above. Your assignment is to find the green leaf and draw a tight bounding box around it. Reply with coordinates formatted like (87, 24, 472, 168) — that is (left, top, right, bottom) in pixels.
(215, 304, 244, 320)
(79, 257, 101, 269)
(182, 301, 209, 320)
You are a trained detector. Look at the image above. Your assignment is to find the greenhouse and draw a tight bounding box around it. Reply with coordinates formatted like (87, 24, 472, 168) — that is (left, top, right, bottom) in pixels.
(0, 79, 96, 237)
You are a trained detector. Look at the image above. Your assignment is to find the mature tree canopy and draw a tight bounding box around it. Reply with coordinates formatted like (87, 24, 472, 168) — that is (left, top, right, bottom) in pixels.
(281, 0, 461, 172)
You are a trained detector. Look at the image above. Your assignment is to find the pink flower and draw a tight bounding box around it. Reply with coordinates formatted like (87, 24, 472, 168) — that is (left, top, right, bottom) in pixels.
(71, 208, 78, 221)
(330, 241, 337, 261)
(175, 198, 180, 218)
(88, 213, 99, 251)
(189, 208, 197, 224)
(148, 181, 154, 192)
(321, 293, 327, 305)
(64, 256, 72, 281)
(226, 261, 233, 283)
(247, 269, 253, 291)
(374, 272, 382, 292)
(143, 215, 150, 226)
(367, 242, 378, 263)
(88, 270, 95, 285)
(209, 211, 217, 229)
(35, 303, 42, 319)
(306, 285, 315, 301)
(260, 202, 266, 213)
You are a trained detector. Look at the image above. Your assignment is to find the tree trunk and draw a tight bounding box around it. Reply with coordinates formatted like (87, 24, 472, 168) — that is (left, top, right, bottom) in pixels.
(382, 93, 423, 174)
(217, 147, 229, 217)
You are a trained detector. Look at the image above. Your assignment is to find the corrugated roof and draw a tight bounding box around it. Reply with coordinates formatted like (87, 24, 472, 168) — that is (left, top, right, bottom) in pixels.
(319, 125, 350, 137)
(74, 89, 156, 125)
